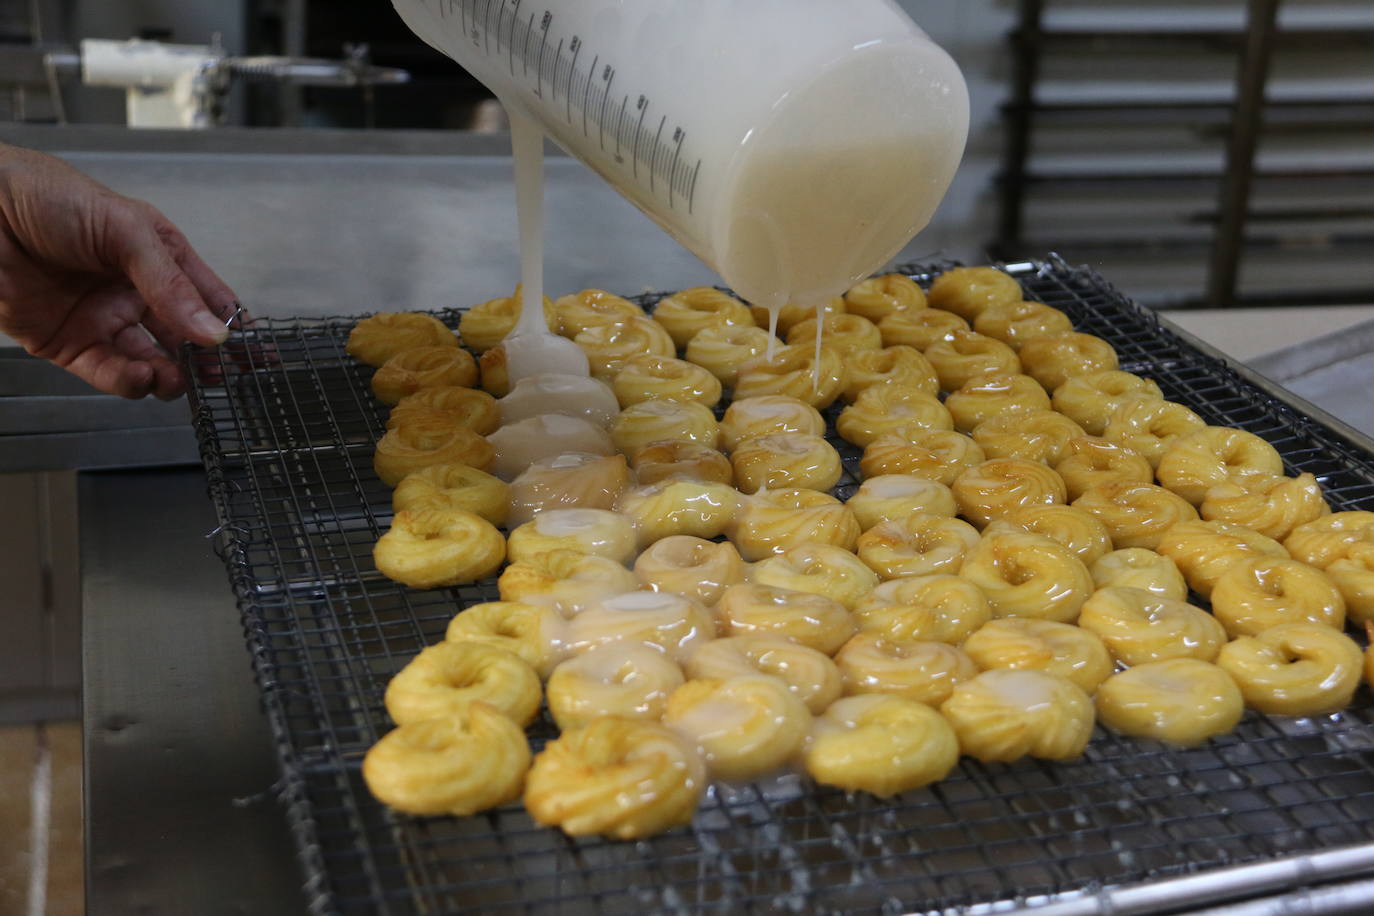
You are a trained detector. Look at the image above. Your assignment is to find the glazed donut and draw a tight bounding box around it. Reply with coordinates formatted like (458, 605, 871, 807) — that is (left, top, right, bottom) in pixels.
(998, 504, 1114, 566)
(751, 298, 845, 336)
(374, 509, 505, 588)
(615, 479, 740, 546)
(575, 317, 677, 381)
(458, 287, 556, 352)
(960, 617, 1113, 694)
(845, 475, 957, 530)
(1156, 426, 1285, 505)
(952, 458, 1067, 529)
(554, 289, 645, 337)
(506, 508, 637, 566)
(924, 330, 1021, 393)
(860, 430, 985, 485)
(958, 527, 1094, 623)
(1155, 519, 1289, 598)
(715, 583, 857, 655)
(834, 633, 978, 705)
(1072, 481, 1199, 551)
(1286, 512, 1374, 624)
(363, 703, 529, 816)
(375, 418, 494, 487)
(748, 542, 880, 610)
(973, 300, 1073, 350)
(392, 463, 509, 526)
(389, 385, 501, 436)
(507, 452, 630, 527)
(878, 308, 969, 351)
(944, 373, 1051, 433)
(1216, 623, 1363, 716)
(842, 346, 940, 402)
(372, 346, 479, 405)
(786, 313, 883, 357)
(805, 695, 959, 796)
(971, 408, 1086, 466)
(685, 635, 842, 714)
(683, 325, 776, 387)
(610, 399, 720, 457)
(1077, 586, 1228, 666)
(939, 669, 1094, 762)
(1201, 473, 1331, 542)
(634, 537, 747, 606)
(1209, 556, 1345, 637)
(844, 273, 927, 323)
(611, 354, 722, 408)
(565, 592, 716, 662)
(630, 439, 734, 486)
(728, 488, 861, 561)
(1018, 332, 1119, 392)
(852, 575, 992, 644)
(1051, 370, 1163, 436)
(446, 600, 568, 677)
(927, 266, 1022, 321)
(479, 344, 510, 397)
(385, 641, 541, 727)
(1101, 397, 1207, 469)
(837, 385, 953, 448)
(348, 312, 456, 367)
(734, 344, 847, 409)
(719, 396, 826, 453)
(1091, 548, 1188, 600)
(730, 432, 842, 493)
(524, 717, 705, 839)
(651, 287, 753, 348)
(1053, 436, 1154, 501)
(545, 644, 685, 730)
(486, 414, 615, 481)
(856, 513, 981, 580)
(1094, 659, 1244, 746)
(664, 676, 810, 780)
(497, 550, 639, 615)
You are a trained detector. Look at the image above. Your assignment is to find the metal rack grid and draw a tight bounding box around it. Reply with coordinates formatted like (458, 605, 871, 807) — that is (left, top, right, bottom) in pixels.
(187, 257, 1374, 915)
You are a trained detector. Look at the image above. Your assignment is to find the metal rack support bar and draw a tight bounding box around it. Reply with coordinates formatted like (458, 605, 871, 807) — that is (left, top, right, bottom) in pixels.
(994, 0, 1045, 257)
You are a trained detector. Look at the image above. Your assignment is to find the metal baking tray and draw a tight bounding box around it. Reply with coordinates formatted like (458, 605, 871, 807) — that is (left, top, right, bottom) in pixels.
(186, 256, 1374, 915)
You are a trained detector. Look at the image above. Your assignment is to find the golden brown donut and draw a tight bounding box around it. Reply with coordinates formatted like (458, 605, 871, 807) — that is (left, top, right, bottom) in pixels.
(664, 676, 810, 780)
(1286, 512, 1374, 624)
(842, 345, 940, 402)
(715, 583, 857, 655)
(392, 463, 509, 526)
(728, 488, 861, 561)
(507, 452, 631, 527)
(952, 458, 1068, 528)
(734, 344, 847, 409)
(630, 439, 735, 486)
(944, 373, 1051, 433)
(611, 354, 722, 408)
(730, 432, 842, 493)
(844, 273, 927, 322)
(610, 399, 720, 457)
(1216, 623, 1363, 716)
(998, 503, 1114, 566)
(1209, 556, 1345, 637)
(940, 670, 1094, 762)
(348, 312, 456, 367)
(751, 298, 845, 336)
(374, 507, 505, 588)
(1102, 396, 1207, 469)
(497, 550, 639, 615)
(1072, 481, 1199, 551)
(458, 288, 556, 352)
(478, 344, 510, 396)
(1077, 586, 1228, 666)
(1094, 659, 1243, 745)
(505, 508, 638, 566)
(973, 300, 1073, 350)
(719, 395, 826, 453)
(1201, 473, 1331, 542)
(837, 385, 953, 448)
(845, 475, 957, 530)
(927, 266, 1022, 321)
(1156, 426, 1285, 505)
(925, 330, 1021, 392)
(615, 479, 740, 546)
(651, 287, 753, 348)
(971, 408, 1087, 466)
(575, 317, 676, 381)
(633, 536, 747, 606)
(1091, 548, 1188, 600)
(1155, 519, 1289, 598)
(375, 420, 494, 486)
(1051, 370, 1163, 436)
(385, 640, 541, 727)
(856, 513, 981, 580)
(565, 592, 716, 661)
(1019, 332, 1119, 392)
(748, 542, 880, 609)
(445, 600, 568, 677)
(553, 289, 645, 337)
(834, 634, 978, 705)
(371, 346, 479, 405)
(961, 617, 1113, 693)
(786, 313, 883, 357)
(805, 694, 959, 796)
(683, 324, 777, 387)
(959, 527, 1094, 623)
(685, 635, 842, 714)
(545, 644, 685, 730)
(860, 430, 986, 485)
(1053, 436, 1154, 502)
(853, 574, 992, 644)
(388, 385, 501, 436)
(878, 308, 969, 351)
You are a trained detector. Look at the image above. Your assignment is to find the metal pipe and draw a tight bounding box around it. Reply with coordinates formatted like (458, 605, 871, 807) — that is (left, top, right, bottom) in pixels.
(993, 0, 1044, 259)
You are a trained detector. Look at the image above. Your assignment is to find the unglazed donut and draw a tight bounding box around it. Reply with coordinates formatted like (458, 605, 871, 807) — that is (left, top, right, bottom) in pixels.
(371, 346, 479, 405)
(545, 644, 685, 730)
(927, 266, 1022, 321)
(374, 509, 505, 588)
(565, 592, 716, 662)
(837, 385, 953, 448)
(610, 399, 719, 457)
(924, 330, 1021, 392)
(497, 550, 639, 615)
(748, 543, 880, 610)
(730, 432, 842, 493)
(389, 385, 501, 436)
(856, 513, 981, 580)
(458, 288, 556, 352)
(553, 289, 645, 337)
(1077, 586, 1228, 666)
(348, 312, 456, 367)
(842, 346, 940, 401)
(1094, 659, 1243, 746)
(1216, 622, 1363, 716)
(734, 344, 846, 409)
(506, 508, 637, 566)
(786, 313, 883, 357)
(630, 439, 734, 486)
(1018, 332, 1119, 392)
(1209, 556, 1345, 637)
(1155, 519, 1289, 598)
(944, 373, 1051, 433)
(611, 354, 722, 408)
(998, 504, 1114, 566)
(952, 458, 1067, 528)
(575, 317, 676, 381)
(1201, 473, 1331, 541)
(1051, 371, 1163, 436)
(714, 583, 857, 655)
(878, 308, 969, 351)
(1286, 512, 1374, 623)
(385, 641, 541, 727)
(392, 463, 509, 526)
(1091, 548, 1188, 600)
(651, 287, 753, 347)
(971, 408, 1086, 466)
(684, 325, 776, 387)
(524, 717, 705, 839)
(507, 452, 630, 527)
(685, 635, 842, 714)
(961, 617, 1113, 694)
(719, 396, 826, 452)
(728, 488, 861, 561)
(363, 703, 529, 816)
(844, 273, 927, 323)
(479, 344, 510, 397)
(852, 575, 992, 644)
(1072, 481, 1198, 551)
(1053, 436, 1154, 501)
(860, 430, 985, 485)
(446, 600, 568, 677)
(940, 670, 1094, 762)
(634, 537, 747, 607)
(375, 419, 494, 486)
(615, 479, 739, 546)
(664, 676, 810, 780)
(834, 634, 978, 705)
(1156, 426, 1285, 505)
(1101, 396, 1206, 469)
(486, 414, 614, 481)
(973, 300, 1073, 350)
(751, 298, 845, 336)
(959, 528, 1094, 623)
(805, 694, 959, 796)
(845, 475, 957, 530)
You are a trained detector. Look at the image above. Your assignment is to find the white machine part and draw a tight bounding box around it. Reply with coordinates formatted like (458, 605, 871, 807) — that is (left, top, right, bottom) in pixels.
(81, 38, 224, 129)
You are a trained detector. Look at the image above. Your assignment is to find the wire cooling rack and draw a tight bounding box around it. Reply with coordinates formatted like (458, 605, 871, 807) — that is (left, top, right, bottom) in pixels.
(187, 257, 1374, 916)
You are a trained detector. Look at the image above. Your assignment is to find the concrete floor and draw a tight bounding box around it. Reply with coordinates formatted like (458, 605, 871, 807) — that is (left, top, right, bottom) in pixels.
(0, 722, 84, 916)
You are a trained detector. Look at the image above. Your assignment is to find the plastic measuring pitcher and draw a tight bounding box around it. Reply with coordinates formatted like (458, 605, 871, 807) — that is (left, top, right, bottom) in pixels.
(391, 0, 969, 311)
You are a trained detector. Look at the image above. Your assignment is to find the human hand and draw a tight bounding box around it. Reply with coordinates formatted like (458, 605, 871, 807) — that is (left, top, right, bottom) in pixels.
(0, 143, 237, 399)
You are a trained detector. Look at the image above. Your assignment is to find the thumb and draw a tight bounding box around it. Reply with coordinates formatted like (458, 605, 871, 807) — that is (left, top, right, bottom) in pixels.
(113, 216, 229, 347)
